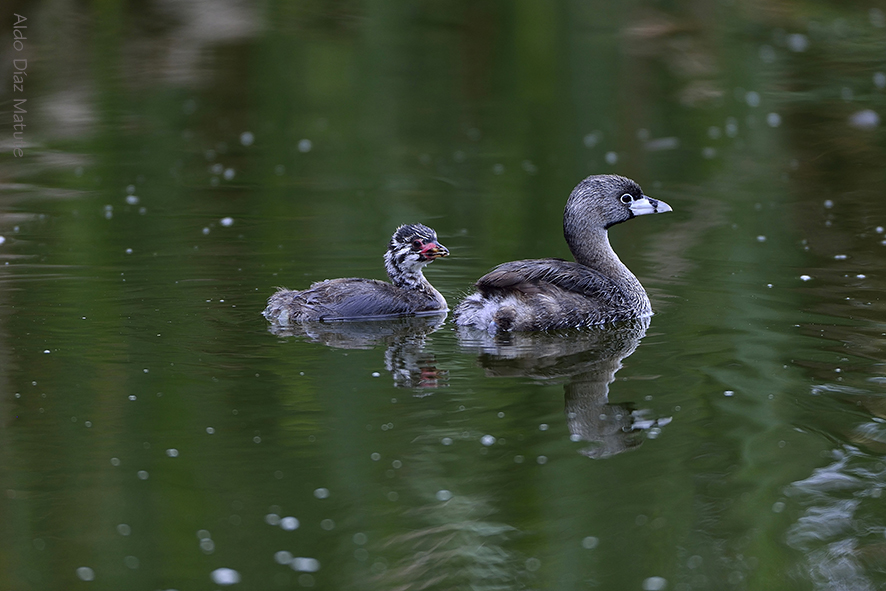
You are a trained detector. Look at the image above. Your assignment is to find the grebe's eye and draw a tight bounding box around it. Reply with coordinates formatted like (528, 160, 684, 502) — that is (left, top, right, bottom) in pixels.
(412, 239, 423, 249)
(620, 193, 633, 204)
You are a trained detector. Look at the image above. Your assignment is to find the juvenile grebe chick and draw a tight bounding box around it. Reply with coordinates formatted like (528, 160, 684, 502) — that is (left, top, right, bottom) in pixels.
(264, 224, 449, 324)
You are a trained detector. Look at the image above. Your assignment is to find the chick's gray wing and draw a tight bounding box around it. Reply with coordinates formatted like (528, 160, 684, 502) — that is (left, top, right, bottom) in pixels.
(297, 278, 415, 319)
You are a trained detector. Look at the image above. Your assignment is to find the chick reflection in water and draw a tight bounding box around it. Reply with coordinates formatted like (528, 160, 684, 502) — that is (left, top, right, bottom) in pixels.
(268, 315, 448, 389)
(459, 317, 670, 458)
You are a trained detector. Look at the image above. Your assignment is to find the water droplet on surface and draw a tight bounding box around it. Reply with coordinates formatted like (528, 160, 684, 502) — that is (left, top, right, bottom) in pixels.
(220, 217, 234, 227)
(240, 131, 255, 146)
(280, 516, 300, 531)
(604, 151, 618, 165)
(76, 566, 95, 581)
(480, 434, 496, 446)
(125, 195, 139, 205)
(766, 112, 781, 127)
(582, 536, 599, 549)
(643, 576, 668, 591)
(848, 109, 880, 130)
(223, 168, 235, 181)
(117, 523, 131, 536)
(274, 550, 293, 564)
(314, 488, 330, 499)
(165, 449, 179, 458)
(786, 33, 809, 52)
(298, 139, 313, 152)
(320, 519, 335, 530)
(292, 557, 321, 572)
(436, 489, 452, 501)
(583, 132, 600, 147)
(210, 567, 241, 585)
(745, 91, 760, 107)
(800, 275, 812, 282)
(525, 557, 541, 572)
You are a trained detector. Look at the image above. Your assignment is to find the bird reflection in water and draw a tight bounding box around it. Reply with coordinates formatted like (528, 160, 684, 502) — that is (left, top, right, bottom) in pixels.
(267, 313, 448, 389)
(458, 316, 671, 458)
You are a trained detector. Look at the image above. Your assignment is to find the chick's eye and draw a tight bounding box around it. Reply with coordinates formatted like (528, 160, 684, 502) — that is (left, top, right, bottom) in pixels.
(412, 239, 423, 249)
(620, 194, 633, 204)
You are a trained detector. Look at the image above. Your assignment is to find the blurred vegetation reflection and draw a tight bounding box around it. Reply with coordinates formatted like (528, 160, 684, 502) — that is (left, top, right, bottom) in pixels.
(1, 0, 885, 590)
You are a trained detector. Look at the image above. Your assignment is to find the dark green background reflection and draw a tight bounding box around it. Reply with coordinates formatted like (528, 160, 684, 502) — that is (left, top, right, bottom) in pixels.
(1, 2, 885, 590)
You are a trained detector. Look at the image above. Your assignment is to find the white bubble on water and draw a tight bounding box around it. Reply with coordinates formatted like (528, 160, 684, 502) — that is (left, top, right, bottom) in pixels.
(298, 139, 313, 152)
(166, 449, 179, 458)
(848, 109, 880, 130)
(436, 489, 453, 501)
(480, 434, 496, 446)
(220, 217, 234, 227)
(643, 576, 668, 591)
(766, 112, 781, 127)
(604, 151, 618, 165)
(800, 275, 812, 282)
(582, 536, 599, 549)
(292, 557, 321, 572)
(745, 91, 760, 107)
(240, 131, 255, 146)
(314, 487, 330, 499)
(274, 550, 293, 564)
(76, 566, 95, 581)
(210, 567, 241, 585)
(786, 33, 809, 52)
(223, 168, 235, 181)
(126, 195, 139, 205)
(280, 516, 300, 531)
